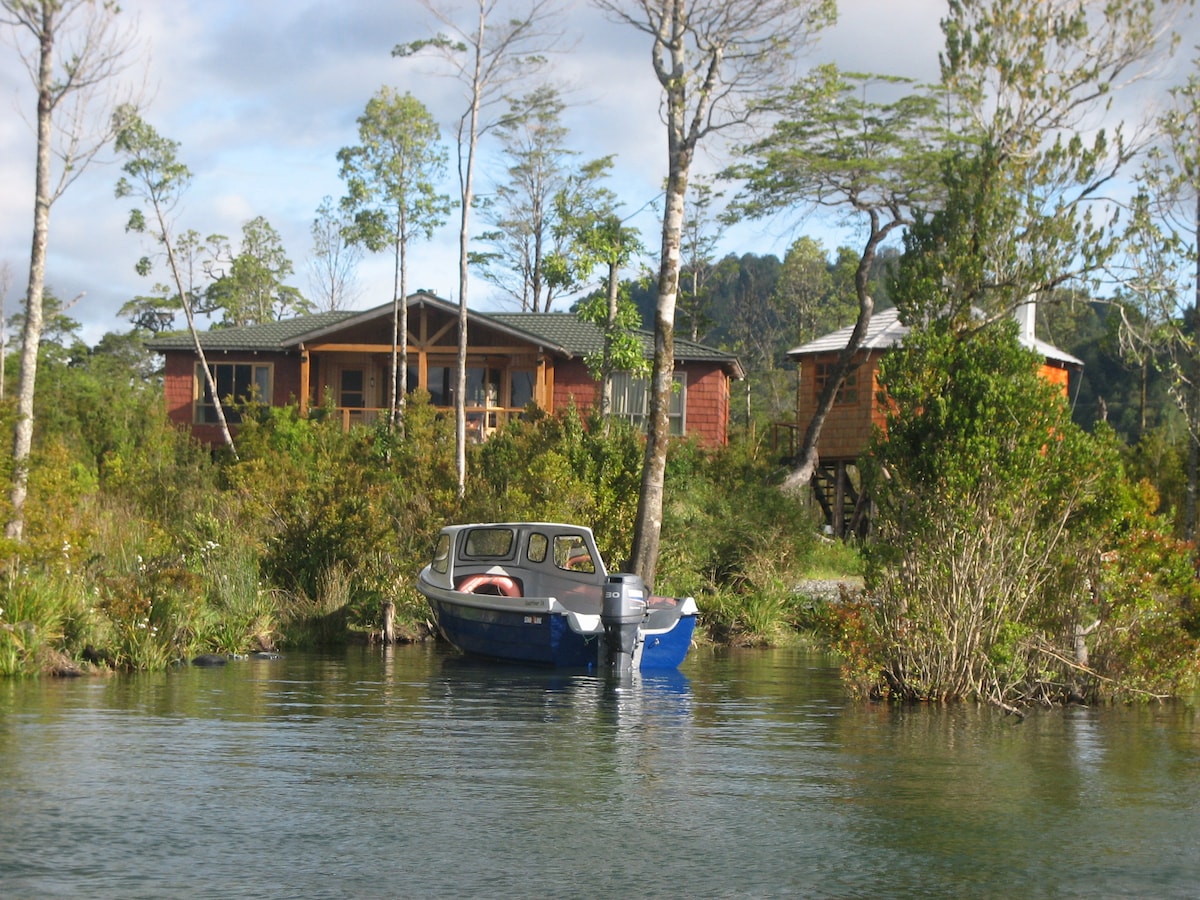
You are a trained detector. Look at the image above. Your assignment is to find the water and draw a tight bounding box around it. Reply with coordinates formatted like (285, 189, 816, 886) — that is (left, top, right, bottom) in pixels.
(1, 645, 1198, 899)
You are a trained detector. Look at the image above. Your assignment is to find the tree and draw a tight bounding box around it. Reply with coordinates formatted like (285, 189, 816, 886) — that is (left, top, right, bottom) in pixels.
(678, 176, 723, 343)
(307, 197, 364, 313)
(338, 87, 450, 431)
(114, 109, 238, 457)
(1110, 65, 1200, 537)
(205, 216, 311, 327)
(473, 85, 576, 312)
(728, 64, 947, 494)
(396, 0, 563, 495)
(550, 156, 646, 421)
(772, 236, 833, 347)
(853, 313, 1151, 707)
(595, 0, 836, 587)
(3, 0, 139, 541)
(923, 0, 1184, 325)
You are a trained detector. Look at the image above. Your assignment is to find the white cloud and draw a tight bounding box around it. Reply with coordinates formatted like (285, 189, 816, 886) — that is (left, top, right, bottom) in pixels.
(0, 0, 1196, 343)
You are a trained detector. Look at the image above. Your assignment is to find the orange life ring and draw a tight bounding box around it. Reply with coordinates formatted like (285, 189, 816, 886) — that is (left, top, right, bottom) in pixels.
(456, 574, 522, 597)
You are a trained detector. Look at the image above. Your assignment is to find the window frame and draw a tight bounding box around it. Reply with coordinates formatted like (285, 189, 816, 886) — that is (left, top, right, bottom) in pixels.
(611, 371, 687, 435)
(194, 361, 273, 425)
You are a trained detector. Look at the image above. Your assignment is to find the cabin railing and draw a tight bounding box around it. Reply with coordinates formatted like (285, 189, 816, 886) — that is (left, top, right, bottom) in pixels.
(330, 406, 517, 440)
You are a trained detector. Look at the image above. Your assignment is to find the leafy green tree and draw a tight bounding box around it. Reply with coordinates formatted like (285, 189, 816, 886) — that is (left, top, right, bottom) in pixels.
(205, 216, 310, 327)
(473, 86, 576, 312)
(549, 156, 646, 421)
(114, 108, 237, 457)
(1109, 62, 1200, 536)
(3, 0, 139, 541)
(924, 0, 1185, 326)
(728, 64, 947, 493)
(596, 0, 836, 588)
(396, 0, 563, 495)
(338, 87, 450, 430)
(846, 308, 1200, 705)
(772, 236, 833, 347)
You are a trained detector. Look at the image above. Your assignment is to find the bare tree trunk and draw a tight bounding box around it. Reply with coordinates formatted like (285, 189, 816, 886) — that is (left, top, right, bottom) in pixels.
(630, 149, 688, 588)
(599, 259, 619, 422)
(7, 7, 55, 541)
(1188, 193, 1200, 540)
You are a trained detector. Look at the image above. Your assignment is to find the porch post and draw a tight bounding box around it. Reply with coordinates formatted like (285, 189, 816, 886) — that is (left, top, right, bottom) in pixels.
(299, 348, 310, 416)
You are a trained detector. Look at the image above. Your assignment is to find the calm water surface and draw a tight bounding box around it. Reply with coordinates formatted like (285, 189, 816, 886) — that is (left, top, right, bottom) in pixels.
(1, 645, 1198, 899)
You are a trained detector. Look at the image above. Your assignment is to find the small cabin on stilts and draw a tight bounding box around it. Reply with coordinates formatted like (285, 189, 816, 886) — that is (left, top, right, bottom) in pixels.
(785, 301, 1083, 539)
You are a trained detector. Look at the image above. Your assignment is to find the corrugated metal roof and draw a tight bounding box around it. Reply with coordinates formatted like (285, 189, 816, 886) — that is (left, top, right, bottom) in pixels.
(787, 305, 1083, 368)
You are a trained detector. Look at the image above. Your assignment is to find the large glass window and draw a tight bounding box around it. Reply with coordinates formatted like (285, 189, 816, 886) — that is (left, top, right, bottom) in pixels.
(611, 372, 686, 435)
(425, 365, 504, 408)
(195, 362, 271, 424)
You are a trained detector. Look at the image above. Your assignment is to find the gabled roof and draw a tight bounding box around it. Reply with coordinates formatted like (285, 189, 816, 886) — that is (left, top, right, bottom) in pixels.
(786, 305, 1083, 368)
(145, 293, 745, 377)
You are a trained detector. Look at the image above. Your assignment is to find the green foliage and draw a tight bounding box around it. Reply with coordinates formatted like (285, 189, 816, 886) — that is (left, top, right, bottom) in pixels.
(204, 216, 312, 326)
(843, 316, 1200, 705)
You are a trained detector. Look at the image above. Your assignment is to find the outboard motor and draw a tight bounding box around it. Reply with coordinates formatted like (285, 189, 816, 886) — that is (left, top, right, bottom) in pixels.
(602, 573, 647, 672)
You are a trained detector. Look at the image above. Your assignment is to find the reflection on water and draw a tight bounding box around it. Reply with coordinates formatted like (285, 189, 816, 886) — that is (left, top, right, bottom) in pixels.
(1, 645, 1198, 898)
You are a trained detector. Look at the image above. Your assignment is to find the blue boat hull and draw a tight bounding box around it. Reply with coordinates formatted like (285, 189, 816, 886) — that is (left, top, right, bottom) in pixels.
(428, 595, 696, 670)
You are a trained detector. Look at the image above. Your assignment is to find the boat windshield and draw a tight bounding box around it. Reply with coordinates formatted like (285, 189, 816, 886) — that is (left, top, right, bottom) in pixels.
(463, 527, 516, 559)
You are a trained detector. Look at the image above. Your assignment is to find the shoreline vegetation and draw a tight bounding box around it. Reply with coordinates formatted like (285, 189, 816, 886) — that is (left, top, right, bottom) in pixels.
(3, 399, 1198, 708)
(0, 401, 863, 680)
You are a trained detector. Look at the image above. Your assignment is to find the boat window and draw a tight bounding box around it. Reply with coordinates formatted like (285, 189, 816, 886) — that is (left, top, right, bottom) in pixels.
(553, 534, 595, 573)
(464, 527, 515, 559)
(431, 534, 451, 574)
(527, 532, 548, 563)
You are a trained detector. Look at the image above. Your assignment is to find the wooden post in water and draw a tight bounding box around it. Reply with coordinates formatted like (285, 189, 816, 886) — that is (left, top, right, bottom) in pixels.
(382, 600, 395, 645)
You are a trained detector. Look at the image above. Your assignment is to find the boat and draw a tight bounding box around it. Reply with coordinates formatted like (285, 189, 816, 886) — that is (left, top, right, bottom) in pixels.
(416, 522, 699, 671)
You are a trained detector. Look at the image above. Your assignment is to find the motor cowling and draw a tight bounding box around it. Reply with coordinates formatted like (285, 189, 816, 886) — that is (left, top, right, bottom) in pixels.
(602, 573, 647, 671)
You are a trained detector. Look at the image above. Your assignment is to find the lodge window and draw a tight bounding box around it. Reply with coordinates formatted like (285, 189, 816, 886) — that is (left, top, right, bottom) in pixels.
(611, 372, 686, 435)
(813, 362, 857, 405)
(195, 362, 272, 424)
(427, 364, 514, 408)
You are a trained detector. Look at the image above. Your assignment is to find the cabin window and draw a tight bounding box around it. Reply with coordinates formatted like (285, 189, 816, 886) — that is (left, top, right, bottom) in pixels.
(611, 372, 686, 435)
(527, 532, 548, 563)
(339, 368, 366, 409)
(431, 534, 451, 574)
(195, 362, 272, 424)
(464, 527, 515, 559)
(510, 370, 535, 409)
(553, 534, 595, 573)
(813, 362, 858, 405)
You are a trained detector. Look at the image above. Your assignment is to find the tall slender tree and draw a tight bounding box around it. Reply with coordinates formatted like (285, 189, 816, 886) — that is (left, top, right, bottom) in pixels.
(594, 0, 836, 586)
(3, 0, 140, 541)
(307, 196, 364, 313)
(114, 109, 238, 458)
(338, 87, 450, 432)
(396, 0, 563, 494)
(1111, 63, 1200, 538)
(473, 85, 575, 312)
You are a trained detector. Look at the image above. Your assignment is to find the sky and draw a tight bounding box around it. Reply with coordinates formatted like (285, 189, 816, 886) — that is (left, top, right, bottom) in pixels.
(0, 0, 1194, 345)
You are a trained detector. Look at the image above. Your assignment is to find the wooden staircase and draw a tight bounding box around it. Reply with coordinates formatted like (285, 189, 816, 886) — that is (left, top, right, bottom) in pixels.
(812, 461, 871, 540)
